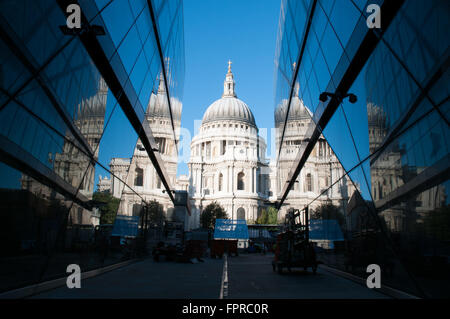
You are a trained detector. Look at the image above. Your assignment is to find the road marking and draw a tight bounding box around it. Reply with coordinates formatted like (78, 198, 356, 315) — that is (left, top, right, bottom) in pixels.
(219, 254, 228, 299)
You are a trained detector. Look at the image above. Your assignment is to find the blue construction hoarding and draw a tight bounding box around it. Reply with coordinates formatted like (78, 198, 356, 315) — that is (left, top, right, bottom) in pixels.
(214, 219, 249, 240)
(309, 219, 344, 241)
(111, 215, 140, 238)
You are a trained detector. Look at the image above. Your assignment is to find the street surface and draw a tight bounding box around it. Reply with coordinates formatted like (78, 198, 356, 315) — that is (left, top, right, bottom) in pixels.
(32, 253, 389, 299)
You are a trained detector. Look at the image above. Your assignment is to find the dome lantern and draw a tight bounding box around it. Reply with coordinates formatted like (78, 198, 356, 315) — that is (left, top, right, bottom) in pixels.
(223, 60, 236, 98)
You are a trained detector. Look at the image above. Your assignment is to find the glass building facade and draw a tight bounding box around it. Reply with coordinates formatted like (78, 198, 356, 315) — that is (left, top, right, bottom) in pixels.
(275, 0, 449, 297)
(0, 0, 184, 293)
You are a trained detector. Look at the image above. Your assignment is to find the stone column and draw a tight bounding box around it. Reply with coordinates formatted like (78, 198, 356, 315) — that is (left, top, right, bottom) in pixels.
(227, 165, 231, 193)
(231, 165, 234, 193)
(253, 167, 257, 194)
(193, 168, 197, 193)
(197, 168, 201, 195)
(251, 167, 254, 193)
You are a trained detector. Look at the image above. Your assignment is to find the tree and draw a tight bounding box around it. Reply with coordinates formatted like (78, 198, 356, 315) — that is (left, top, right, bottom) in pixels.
(256, 209, 269, 224)
(147, 199, 165, 227)
(256, 207, 279, 224)
(201, 202, 228, 229)
(92, 191, 120, 224)
(267, 207, 279, 224)
(311, 202, 345, 227)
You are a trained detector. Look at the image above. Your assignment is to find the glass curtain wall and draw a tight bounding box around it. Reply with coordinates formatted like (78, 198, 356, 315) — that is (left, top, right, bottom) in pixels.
(0, 0, 184, 293)
(275, 0, 449, 298)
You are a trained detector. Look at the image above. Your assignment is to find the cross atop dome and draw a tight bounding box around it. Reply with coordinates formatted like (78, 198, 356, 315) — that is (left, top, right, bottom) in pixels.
(223, 60, 236, 97)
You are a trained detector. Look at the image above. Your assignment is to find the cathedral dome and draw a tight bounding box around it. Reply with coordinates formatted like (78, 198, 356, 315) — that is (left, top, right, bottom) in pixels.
(202, 97, 256, 126)
(146, 75, 182, 121)
(76, 78, 108, 119)
(274, 96, 311, 127)
(201, 61, 256, 127)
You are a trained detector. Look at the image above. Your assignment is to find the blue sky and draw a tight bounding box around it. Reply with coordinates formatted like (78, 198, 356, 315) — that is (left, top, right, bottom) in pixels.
(178, 0, 281, 175)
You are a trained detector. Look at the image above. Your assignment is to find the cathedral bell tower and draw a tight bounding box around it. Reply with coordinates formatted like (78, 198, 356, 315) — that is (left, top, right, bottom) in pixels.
(223, 60, 236, 97)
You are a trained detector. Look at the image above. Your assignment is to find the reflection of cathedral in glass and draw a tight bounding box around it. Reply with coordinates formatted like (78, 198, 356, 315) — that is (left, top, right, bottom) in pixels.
(275, 82, 355, 216)
(364, 15, 448, 233)
(59, 78, 108, 198)
(21, 78, 108, 226)
(108, 73, 183, 221)
(367, 103, 446, 232)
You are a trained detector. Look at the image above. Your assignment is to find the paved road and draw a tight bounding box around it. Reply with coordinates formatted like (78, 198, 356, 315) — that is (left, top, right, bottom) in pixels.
(227, 254, 388, 298)
(32, 257, 224, 299)
(32, 253, 388, 299)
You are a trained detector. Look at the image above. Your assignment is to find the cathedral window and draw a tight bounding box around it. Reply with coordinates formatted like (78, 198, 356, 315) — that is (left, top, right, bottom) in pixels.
(237, 207, 245, 220)
(155, 137, 166, 154)
(318, 141, 322, 157)
(258, 172, 262, 193)
(306, 173, 312, 192)
(219, 173, 223, 191)
(134, 168, 143, 186)
(206, 142, 211, 157)
(132, 204, 142, 217)
(237, 172, 245, 190)
(221, 140, 226, 155)
(156, 175, 162, 189)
